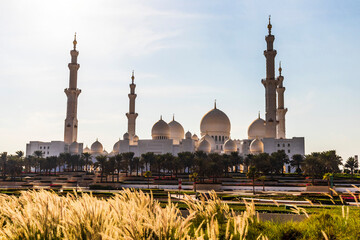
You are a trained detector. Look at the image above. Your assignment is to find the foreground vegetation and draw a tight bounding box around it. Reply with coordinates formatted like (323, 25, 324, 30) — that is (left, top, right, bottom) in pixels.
(0, 190, 360, 239)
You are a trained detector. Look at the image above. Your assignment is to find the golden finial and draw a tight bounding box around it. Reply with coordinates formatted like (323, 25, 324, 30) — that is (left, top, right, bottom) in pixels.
(258, 111, 260, 119)
(267, 15, 272, 35)
(173, 114, 175, 121)
(131, 70, 135, 83)
(73, 32, 77, 50)
(160, 115, 162, 120)
(214, 99, 217, 109)
(279, 61, 282, 76)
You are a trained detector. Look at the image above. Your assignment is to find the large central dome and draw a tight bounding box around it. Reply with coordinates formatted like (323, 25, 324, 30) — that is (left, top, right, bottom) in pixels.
(200, 103, 231, 137)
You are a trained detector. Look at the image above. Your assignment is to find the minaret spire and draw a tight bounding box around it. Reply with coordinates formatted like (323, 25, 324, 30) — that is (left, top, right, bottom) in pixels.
(73, 32, 77, 50)
(126, 71, 138, 143)
(64, 35, 81, 145)
(261, 16, 279, 138)
(276, 61, 287, 139)
(268, 15, 272, 35)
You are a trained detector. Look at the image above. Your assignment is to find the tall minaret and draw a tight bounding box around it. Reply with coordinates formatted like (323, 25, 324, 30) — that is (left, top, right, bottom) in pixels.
(126, 71, 138, 142)
(261, 16, 279, 138)
(276, 62, 287, 139)
(64, 33, 81, 145)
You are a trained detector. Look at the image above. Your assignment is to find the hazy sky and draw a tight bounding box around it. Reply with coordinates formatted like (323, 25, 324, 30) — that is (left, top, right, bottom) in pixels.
(1, 0, 359, 161)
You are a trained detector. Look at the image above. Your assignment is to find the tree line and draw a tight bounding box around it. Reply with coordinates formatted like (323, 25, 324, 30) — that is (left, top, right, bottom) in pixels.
(0, 149, 357, 183)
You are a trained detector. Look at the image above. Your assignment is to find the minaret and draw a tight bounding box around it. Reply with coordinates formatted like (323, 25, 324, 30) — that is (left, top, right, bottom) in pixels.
(276, 62, 287, 139)
(261, 16, 279, 138)
(126, 71, 138, 142)
(64, 33, 81, 145)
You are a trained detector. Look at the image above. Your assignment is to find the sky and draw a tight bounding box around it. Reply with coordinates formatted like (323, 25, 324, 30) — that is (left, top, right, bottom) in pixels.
(0, 0, 359, 161)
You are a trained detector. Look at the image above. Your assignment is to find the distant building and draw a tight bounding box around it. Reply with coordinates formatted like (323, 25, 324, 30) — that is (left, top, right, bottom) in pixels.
(26, 18, 304, 172)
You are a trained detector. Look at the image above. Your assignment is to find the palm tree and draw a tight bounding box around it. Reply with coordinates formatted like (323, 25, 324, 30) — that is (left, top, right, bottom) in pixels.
(230, 152, 242, 173)
(122, 152, 134, 176)
(107, 156, 116, 182)
(345, 157, 358, 175)
(178, 152, 195, 173)
(82, 152, 92, 173)
(33, 150, 43, 173)
(290, 154, 304, 174)
(133, 157, 140, 176)
(0, 152, 8, 179)
(144, 171, 152, 189)
(141, 152, 156, 172)
(95, 155, 107, 183)
(115, 154, 122, 182)
(247, 166, 259, 195)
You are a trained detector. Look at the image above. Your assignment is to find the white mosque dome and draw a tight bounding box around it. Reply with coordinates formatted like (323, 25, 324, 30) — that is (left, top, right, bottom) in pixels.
(123, 132, 130, 140)
(151, 117, 170, 139)
(224, 139, 237, 153)
(168, 118, 185, 141)
(185, 131, 192, 139)
(133, 135, 139, 142)
(250, 138, 264, 154)
(83, 146, 90, 154)
(200, 103, 231, 136)
(113, 139, 120, 153)
(91, 139, 103, 154)
(201, 134, 215, 150)
(198, 139, 211, 153)
(69, 141, 79, 154)
(248, 114, 266, 140)
(192, 134, 199, 141)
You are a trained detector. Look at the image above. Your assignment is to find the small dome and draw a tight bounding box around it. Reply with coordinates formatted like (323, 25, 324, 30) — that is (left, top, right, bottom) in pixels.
(151, 117, 170, 139)
(168, 118, 185, 141)
(133, 135, 139, 142)
(200, 103, 231, 137)
(83, 146, 90, 154)
(201, 134, 215, 150)
(123, 132, 130, 140)
(102, 149, 108, 155)
(91, 139, 103, 154)
(248, 114, 266, 140)
(250, 138, 264, 154)
(224, 139, 237, 153)
(113, 139, 120, 153)
(185, 131, 192, 139)
(192, 134, 199, 141)
(69, 141, 79, 154)
(198, 139, 211, 153)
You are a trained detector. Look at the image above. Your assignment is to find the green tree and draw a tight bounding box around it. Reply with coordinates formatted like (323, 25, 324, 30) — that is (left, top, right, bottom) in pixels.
(270, 150, 289, 174)
(82, 152, 92, 173)
(115, 154, 123, 182)
(230, 152, 243, 173)
(345, 157, 358, 175)
(178, 152, 195, 174)
(133, 157, 140, 177)
(207, 153, 223, 183)
(95, 155, 107, 183)
(194, 151, 208, 182)
(33, 150, 43, 173)
(121, 152, 134, 176)
(247, 166, 259, 195)
(0, 152, 8, 179)
(107, 156, 116, 182)
(290, 154, 304, 174)
(254, 153, 271, 174)
(302, 154, 322, 184)
(141, 152, 156, 172)
(144, 171, 152, 189)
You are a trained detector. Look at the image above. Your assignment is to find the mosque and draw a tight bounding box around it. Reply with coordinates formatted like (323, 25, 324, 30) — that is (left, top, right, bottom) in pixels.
(26, 18, 304, 173)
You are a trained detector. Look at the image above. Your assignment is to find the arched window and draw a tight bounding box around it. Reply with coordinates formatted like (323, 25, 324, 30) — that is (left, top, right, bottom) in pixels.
(215, 136, 218, 142)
